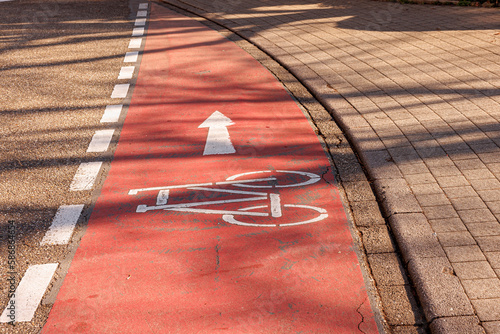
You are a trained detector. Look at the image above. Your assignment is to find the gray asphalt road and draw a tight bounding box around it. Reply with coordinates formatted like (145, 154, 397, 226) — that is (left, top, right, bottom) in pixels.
(0, 0, 135, 332)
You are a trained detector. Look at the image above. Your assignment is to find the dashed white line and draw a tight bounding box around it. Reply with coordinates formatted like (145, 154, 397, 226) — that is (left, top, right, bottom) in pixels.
(0, 264, 58, 323)
(41, 205, 84, 245)
(118, 66, 135, 79)
(124, 51, 139, 63)
(132, 27, 145, 37)
(0, 3, 148, 325)
(111, 83, 130, 98)
(101, 104, 123, 123)
(70, 161, 103, 191)
(135, 18, 146, 26)
(87, 129, 115, 153)
(128, 38, 142, 49)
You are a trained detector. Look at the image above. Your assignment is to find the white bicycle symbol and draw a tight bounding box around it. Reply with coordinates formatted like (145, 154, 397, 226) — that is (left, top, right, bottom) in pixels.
(128, 170, 328, 227)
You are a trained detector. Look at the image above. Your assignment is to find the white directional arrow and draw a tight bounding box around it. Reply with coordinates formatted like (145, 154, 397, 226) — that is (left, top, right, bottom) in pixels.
(199, 111, 236, 155)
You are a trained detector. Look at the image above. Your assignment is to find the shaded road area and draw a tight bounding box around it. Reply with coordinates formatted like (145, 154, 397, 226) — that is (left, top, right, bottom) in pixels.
(0, 0, 138, 332)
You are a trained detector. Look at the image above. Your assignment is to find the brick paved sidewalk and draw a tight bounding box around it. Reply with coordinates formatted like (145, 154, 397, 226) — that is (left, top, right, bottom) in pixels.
(160, 0, 500, 332)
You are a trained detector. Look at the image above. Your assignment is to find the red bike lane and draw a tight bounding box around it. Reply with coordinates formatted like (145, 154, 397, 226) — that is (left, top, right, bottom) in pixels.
(43, 4, 379, 333)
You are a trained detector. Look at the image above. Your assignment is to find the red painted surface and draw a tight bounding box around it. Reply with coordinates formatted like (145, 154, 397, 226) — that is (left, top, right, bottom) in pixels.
(43, 4, 378, 333)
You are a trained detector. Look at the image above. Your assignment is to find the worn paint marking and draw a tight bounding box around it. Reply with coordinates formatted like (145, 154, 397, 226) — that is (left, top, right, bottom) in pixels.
(101, 105, 123, 123)
(124, 51, 138, 63)
(41, 205, 85, 245)
(69, 162, 102, 191)
(0, 264, 58, 322)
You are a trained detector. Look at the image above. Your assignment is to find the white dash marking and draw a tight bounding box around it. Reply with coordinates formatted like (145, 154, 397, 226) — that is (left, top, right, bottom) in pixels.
(132, 27, 144, 37)
(118, 66, 135, 79)
(124, 51, 139, 63)
(87, 130, 114, 153)
(101, 105, 123, 123)
(138, 3, 148, 9)
(128, 38, 142, 49)
(137, 10, 147, 17)
(70, 162, 103, 191)
(111, 84, 130, 98)
(0, 264, 58, 323)
(0, 0, 15, 2)
(41, 205, 84, 245)
(270, 193, 282, 218)
(135, 18, 146, 26)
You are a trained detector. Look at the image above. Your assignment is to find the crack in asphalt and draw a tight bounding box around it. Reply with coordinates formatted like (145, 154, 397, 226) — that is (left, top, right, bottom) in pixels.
(356, 297, 369, 334)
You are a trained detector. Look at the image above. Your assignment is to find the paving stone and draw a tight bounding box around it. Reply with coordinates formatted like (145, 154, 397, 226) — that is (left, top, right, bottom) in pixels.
(471, 299, 500, 322)
(428, 165, 462, 177)
(389, 213, 445, 262)
(368, 253, 409, 286)
(388, 146, 421, 165)
(453, 261, 497, 280)
(467, 222, 500, 237)
(349, 200, 386, 227)
(455, 158, 488, 171)
(482, 321, 500, 334)
(462, 279, 500, 300)
(479, 152, 500, 164)
(423, 205, 459, 220)
(450, 197, 488, 211)
(359, 149, 403, 180)
(397, 162, 430, 176)
(470, 179, 500, 191)
(391, 326, 427, 334)
(330, 148, 367, 183)
(378, 285, 425, 326)
(487, 163, 500, 174)
(359, 225, 395, 254)
(438, 232, 477, 247)
(410, 183, 443, 196)
(436, 175, 470, 188)
(486, 201, 500, 214)
(442, 186, 478, 199)
(405, 173, 437, 185)
(458, 209, 497, 224)
(430, 218, 467, 233)
(342, 181, 376, 203)
(408, 257, 474, 320)
(485, 252, 500, 269)
(462, 168, 496, 180)
(476, 236, 500, 252)
(478, 190, 500, 203)
(444, 245, 486, 262)
(424, 156, 456, 168)
(416, 193, 451, 207)
(374, 178, 422, 215)
(416, 146, 447, 159)
(430, 316, 485, 334)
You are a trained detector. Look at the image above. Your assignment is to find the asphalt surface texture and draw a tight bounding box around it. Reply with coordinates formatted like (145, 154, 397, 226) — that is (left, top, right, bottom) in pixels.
(0, 0, 136, 332)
